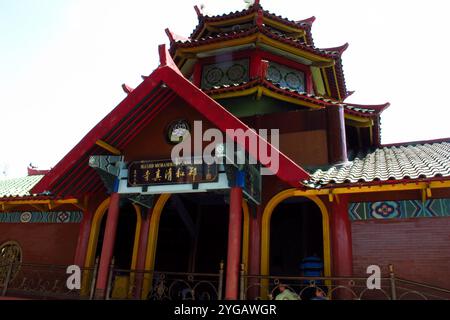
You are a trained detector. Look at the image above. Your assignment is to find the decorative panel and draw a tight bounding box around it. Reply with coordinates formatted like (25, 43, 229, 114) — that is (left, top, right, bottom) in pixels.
(267, 62, 306, 93)
(201, 59, 250, 89)
(0, 211, 83, 224)
(349, 199, 450, 221)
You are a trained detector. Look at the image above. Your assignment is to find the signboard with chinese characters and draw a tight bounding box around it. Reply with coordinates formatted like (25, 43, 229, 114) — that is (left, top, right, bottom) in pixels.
(128, 159, 219, 187)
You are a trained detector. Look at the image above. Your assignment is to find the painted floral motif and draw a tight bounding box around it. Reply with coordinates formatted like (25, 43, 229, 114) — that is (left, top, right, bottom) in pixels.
(350, 199, 450, 221)
(370, 202, 400, 219)
(205, 67, 224, 86)
(266, 62, 305, 93)
(201, 59, 249, 89)
(227, 64, 246, 82)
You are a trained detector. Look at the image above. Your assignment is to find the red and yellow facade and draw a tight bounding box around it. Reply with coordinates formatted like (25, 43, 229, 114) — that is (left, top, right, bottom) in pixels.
(1, 1, 449, 300)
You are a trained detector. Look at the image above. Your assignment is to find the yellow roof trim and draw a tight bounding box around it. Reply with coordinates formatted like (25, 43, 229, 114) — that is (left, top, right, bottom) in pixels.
(175, 33, 334, 64)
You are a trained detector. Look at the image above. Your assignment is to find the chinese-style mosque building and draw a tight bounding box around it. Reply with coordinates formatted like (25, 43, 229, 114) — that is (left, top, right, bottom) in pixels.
(1, 1, 449, 300)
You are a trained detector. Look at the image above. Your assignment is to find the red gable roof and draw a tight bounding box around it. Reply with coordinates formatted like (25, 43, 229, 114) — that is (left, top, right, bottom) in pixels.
(31, 45, 310, 197)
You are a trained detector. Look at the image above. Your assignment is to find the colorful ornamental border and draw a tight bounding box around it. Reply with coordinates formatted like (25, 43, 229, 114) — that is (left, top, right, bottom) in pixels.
(349, 199, 450, 221)
(0, 211, 83, 224)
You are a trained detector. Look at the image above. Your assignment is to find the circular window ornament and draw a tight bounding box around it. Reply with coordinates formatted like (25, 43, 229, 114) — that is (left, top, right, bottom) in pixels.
(285, 72, 304, 91)
(0, 241, 22, 282)
(226, 64, 246, 82)
(167, 120, 191, 145)
(267, 66, 282, 83)
(205, 67, 224, 86)
(20, 212, 32, 223)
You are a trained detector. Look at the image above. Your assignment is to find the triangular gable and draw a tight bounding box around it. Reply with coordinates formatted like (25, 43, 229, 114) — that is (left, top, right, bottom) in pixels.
(32, 45, 310, 196)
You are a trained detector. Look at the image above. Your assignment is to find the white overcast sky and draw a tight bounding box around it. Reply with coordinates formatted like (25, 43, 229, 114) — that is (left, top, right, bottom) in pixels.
(1, 0, 450, 179)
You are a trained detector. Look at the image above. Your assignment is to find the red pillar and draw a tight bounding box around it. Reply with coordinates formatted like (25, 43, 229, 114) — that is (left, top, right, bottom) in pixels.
(331, 195, 353, 277)
(73, 207, 92, 267)
(247, 205, 262, 299)
(225, 187, 243, 300)
(134, 208, 152, 299)
(95, 192, 121, 299)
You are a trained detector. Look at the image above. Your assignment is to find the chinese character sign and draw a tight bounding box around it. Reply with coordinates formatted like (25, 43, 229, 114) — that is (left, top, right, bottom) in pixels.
(128, 160, 218, 187)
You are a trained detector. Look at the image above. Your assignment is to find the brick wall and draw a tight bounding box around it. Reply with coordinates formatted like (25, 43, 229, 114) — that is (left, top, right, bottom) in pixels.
(352, 217, 450, 290)
(0, 224, 80, 265)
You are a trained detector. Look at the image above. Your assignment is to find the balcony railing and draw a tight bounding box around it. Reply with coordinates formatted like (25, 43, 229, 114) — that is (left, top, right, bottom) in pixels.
(0, 261, 98, 300)
(1, 261, 449, 300)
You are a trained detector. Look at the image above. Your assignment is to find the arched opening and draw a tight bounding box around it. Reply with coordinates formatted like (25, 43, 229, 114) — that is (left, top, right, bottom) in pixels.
(94, 201, 137, 270)
(154, 193, 229, 274)
(142, 193, 250, 300)
(260, 190, 331, 299)
(269, 197, 323, 277)
(84, 198, 141, 298)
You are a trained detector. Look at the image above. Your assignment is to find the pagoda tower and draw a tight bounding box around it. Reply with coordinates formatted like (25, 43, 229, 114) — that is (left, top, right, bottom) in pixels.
(166, 0, 389, 168)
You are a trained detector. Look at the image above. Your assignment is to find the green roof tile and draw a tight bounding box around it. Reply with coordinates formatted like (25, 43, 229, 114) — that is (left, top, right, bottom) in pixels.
(309, 141, 450, 187)
(0, 175, 44, 198)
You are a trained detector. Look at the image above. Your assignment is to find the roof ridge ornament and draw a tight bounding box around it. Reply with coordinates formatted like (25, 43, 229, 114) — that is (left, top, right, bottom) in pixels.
(121, 84, 134, 95)
(158, 44, 183, 77)
(194, 5, 204, 18)
(165, 28, 189, 44)
(296, 16, 316, 26)
(244, 0, 260, 9)
(322, 43, 349, 55)
(255, 8, 264, 28)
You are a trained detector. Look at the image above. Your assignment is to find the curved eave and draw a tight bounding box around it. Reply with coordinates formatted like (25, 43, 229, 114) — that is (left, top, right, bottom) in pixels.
(190, 4, 314, 42)
(172, 27, 337, 66)
(204, 79, 380, 121)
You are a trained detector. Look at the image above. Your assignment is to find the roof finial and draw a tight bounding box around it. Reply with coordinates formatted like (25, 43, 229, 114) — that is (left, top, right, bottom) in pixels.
(122, 84, 134, 95)
(194, 5, 203, 17)
(158, 44, 183, 77)
(244, 0, 260, 9)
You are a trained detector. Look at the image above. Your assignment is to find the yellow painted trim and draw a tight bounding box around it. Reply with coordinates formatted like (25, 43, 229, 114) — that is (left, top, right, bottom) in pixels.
(346, 118, 374, 127)
(332, 66, 342, 101)
(81, 197, 110, 294)
(177, 34, 333, 64)
(128, 204, 142, 298)
(207, 15, 254, 28)
(261, 88, 323, 109)
(209, 85, 389, 125)
(142, 194, 171, 299)
(84, 198, 111, 269)
(178, 35, 259, 56)
(204, 13, 305, 36)
(369, 126, 374, 145)
(96, 140, 122, 156)
(321, 68, 332, 97)
(211, 87, 259, 100)
(0, 198, 78, 207)
(260, 189, 331, 299)
(331, 180, 450, 195)
(82, 197, 141, 295)
(262, 17, 305, 35)
(259, 34, 332, 63)
(311, 66, 326, 96)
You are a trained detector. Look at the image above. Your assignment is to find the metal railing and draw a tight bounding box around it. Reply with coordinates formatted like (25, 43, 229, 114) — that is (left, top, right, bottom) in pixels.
(105, 261, 225, 301)
(1, 261, 449, 300)
(0, 260, 99, 300)
(240, 264, 450, 300)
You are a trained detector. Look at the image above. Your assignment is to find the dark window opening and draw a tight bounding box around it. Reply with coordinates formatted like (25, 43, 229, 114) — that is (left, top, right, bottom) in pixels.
(269, 198, 323, 277)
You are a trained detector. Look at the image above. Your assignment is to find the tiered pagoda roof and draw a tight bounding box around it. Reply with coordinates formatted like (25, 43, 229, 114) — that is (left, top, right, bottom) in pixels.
(189, 2, 316, 45)
(168, 1, 353, 102)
